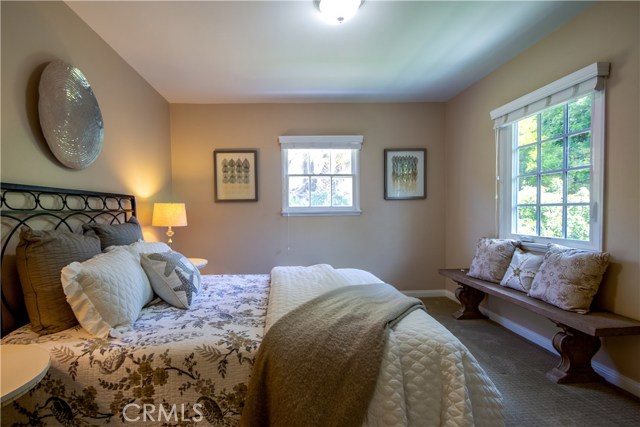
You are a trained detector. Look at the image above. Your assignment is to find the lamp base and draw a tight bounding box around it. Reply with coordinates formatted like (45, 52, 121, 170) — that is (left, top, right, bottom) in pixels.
(166, 226, 174, 247)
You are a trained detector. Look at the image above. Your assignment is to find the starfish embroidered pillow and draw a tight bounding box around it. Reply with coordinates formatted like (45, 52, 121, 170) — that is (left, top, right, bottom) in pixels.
(140, 251, 201, 309)
(499, 248, 544, 292)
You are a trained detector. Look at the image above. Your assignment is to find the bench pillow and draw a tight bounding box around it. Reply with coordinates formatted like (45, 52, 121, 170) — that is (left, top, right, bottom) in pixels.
(500, 248, 544, 292)
(528, 246, 610, 314)
(467, 238, 519, 283)
(82, 216, 143, 251)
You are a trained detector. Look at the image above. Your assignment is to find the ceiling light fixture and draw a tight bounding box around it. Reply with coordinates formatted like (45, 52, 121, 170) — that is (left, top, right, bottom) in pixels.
(317, 0, 364, 25)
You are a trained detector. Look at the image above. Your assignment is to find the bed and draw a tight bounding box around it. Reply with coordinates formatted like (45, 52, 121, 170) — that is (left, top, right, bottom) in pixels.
(0, 183, 503, 426)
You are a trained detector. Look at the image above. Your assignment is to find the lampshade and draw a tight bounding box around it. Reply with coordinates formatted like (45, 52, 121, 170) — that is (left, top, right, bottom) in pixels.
(318, 0, 363, 24)
(152, 203, 187, 227)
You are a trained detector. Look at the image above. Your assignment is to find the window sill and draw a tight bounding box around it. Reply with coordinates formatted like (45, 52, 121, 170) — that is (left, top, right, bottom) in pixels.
(281, 209, 362, 217)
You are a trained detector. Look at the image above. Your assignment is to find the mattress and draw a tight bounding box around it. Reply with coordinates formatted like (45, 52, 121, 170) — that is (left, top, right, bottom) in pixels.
(268, 265, 504, 427)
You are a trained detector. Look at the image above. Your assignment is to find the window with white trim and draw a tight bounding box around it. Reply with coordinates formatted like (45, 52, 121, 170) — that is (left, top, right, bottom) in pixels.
(279, 135, 363, 216)
(491, 63, 609, 250)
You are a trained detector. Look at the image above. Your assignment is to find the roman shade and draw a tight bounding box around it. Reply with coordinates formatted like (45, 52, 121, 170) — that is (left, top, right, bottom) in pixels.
(278, 135, 363, 150)
(490, 62, 610, 128)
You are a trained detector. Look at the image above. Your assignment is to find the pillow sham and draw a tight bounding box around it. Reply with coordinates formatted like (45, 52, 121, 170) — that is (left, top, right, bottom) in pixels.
(15, 227, 101, 334)
(499, 248, 544, 292)
(140, 251, 201, 309)
(467, 238, 519, 283)
(82, 216, 143, 251)
(61, 247, 154, 337)
(528, 245, 610, 314)
(109, 240, 172, 257)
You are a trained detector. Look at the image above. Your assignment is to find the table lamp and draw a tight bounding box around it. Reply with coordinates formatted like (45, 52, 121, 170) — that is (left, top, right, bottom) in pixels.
(152, 203, 187, 246)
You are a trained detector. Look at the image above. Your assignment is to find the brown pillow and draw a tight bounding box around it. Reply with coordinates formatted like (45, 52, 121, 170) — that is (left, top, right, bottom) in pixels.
(15, 227, 101, 334)
(82, 216, 143, 251)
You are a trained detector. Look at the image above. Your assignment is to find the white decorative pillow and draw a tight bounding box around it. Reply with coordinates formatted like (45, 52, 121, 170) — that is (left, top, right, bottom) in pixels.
(467, 238, 519, 283)
(528, 246, 610, 313)
(106, 240, 171, 256)
(61, 247, 154, 337)
(140, 251, 201, 309)
(500, 248, 544, 292)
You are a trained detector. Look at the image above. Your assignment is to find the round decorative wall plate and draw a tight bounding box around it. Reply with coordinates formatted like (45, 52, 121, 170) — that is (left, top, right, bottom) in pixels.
(38, 60, 104, 169)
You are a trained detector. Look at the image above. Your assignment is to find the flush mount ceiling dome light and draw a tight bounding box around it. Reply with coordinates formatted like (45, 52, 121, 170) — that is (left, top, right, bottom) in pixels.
(317, 0, 364, 25)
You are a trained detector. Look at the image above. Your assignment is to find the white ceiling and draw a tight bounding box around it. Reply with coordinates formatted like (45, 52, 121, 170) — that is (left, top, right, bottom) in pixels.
(67, 0, 592, 104)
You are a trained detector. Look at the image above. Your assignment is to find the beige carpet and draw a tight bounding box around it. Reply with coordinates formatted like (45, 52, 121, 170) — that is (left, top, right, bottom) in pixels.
(422, 297, 640, 427)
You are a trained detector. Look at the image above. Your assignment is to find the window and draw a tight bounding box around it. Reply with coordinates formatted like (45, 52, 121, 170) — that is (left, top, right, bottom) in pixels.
(491, 63, 609, 250)
(279, 135, 363, 216)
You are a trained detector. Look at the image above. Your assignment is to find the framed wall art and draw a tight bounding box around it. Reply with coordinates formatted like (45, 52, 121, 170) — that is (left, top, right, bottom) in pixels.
(384, 149, 426, 200)
(213, 149, 258, 202)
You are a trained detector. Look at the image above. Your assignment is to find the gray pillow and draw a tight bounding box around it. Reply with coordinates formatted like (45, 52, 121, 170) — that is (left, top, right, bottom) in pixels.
(467, 238, 519, 283)
(82, 216, 143, 251)
(528, 245, 610, 314)
(15, 227, 102, 334)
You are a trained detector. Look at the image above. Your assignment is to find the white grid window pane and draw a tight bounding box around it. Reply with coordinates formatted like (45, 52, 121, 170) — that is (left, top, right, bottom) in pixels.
(280, 137, 362, 216)
(508, 93, 597, 246)
(288, 177, 309, 207)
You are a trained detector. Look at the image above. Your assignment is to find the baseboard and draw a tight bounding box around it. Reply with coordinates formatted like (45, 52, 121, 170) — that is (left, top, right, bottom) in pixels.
(402, 289, 448, 298)
(438, 293, 640, 398)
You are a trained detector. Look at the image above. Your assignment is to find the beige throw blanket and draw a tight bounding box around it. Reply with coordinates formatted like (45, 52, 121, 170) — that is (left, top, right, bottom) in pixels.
(240, 282, 425, 427)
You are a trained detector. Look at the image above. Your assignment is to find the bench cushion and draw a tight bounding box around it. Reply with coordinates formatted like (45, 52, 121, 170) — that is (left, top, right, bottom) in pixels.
(467, 238, 518, 283)
(528, 245, 609, 314)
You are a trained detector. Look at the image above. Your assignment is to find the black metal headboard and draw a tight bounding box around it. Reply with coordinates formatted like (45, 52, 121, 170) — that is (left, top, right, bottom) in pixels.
(0, 183, 137, 336)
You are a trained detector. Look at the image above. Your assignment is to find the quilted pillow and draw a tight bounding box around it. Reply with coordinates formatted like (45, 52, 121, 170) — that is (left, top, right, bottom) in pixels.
(500, 248, 544, 292)
(82, 216, 143, 251)
(61, 247, 154, 337)
(107, 240, 171, 257)
(528, 245, 610, 313)
(140, 251, 201, 309)
(15, 227, 101, 334)
(467, 238, 519, 283)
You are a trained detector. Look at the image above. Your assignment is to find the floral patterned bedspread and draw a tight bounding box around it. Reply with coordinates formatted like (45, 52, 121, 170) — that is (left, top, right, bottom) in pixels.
(1, 274, 269, 427)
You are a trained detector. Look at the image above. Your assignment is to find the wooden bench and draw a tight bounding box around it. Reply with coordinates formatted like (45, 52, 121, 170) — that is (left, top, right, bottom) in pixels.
(439, 268, 640, 384)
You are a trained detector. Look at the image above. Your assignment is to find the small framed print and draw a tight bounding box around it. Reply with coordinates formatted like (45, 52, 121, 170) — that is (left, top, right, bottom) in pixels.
(384, 149, 426, 200)
(213, 149, 258, 202)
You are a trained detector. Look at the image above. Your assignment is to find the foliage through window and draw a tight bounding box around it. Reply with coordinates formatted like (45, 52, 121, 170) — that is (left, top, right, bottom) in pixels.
(514, 95, 592, 241)
(279, 136, 362, 216)
(492, 63, 608, 250)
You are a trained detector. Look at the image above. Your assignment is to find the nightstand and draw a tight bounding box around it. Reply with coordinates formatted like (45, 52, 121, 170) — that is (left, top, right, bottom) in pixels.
(189, 258, 208, 269)
(1, 344, 50, 406)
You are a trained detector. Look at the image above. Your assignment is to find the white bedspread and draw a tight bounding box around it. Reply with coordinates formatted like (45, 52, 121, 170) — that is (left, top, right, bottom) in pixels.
(268, 265, 504, 427)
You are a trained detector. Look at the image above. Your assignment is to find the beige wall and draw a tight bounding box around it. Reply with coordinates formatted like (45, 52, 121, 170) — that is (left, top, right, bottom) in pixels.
(1, 1, 172, 234)
(4, 0, 639, 392)
(444, 2, 640, 386)
(170, 103, 445, 290)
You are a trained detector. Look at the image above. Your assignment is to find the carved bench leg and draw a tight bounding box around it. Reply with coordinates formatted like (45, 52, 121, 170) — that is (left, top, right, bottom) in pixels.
(452, 284, 487, 320)
(546, 323, 603, 384)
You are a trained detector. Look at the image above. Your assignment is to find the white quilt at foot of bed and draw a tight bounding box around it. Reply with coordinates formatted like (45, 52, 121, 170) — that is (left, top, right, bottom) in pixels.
(267, 264, 503, 427)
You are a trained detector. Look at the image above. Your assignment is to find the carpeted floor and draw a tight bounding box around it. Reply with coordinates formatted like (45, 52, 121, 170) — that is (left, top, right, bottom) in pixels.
(422, 297, 640, 427)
